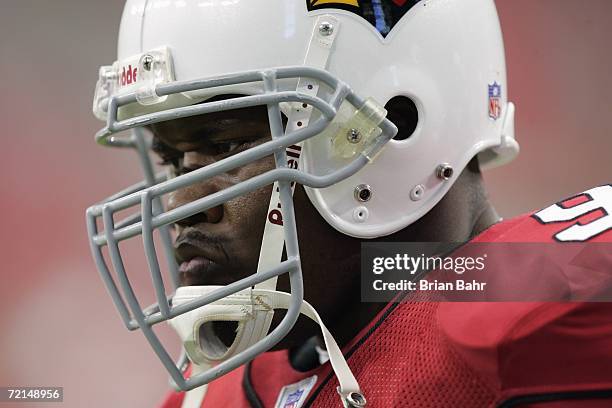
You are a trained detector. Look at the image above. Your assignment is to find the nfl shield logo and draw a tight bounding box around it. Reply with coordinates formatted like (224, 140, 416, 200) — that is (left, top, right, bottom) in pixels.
(283, 390, 304, 408)
(488, 82, 502, 120)
(274, 375, 317, 408)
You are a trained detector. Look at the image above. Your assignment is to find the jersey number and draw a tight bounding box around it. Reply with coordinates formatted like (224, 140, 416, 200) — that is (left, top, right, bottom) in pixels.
(533, 185, 612, 242)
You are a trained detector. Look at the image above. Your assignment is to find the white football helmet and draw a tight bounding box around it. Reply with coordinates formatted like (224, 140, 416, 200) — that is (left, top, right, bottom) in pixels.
(87, 0, 518, 406)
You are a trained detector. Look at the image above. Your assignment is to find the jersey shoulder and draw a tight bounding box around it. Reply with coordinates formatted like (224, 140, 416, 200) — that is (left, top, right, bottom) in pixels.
(438, 301, 612, 403)
(473, 184, 612, 243)
(442, 185, 612, 399)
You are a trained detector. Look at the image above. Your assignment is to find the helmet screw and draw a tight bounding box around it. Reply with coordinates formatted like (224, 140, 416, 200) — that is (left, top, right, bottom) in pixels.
(319, 21, 334, 36)
(104, 71, 118, 81)
(346, 391, 367, 407)
(354, 184, 372, 202)
(142, 54, 154, 71)
(347, 128, 361, 143)
(410, 184, 425, 201)
(436, 163, 454, 180)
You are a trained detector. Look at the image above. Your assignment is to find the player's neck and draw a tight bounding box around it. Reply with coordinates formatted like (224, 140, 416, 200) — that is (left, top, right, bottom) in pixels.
(470, 201, 501, 238)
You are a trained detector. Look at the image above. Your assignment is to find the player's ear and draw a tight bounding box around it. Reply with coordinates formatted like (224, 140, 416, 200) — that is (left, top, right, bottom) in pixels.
(385, 95, 419, 141)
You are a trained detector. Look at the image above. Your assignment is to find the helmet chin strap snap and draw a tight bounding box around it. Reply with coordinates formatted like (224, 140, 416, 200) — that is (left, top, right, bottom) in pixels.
(168, 286, 364, 407)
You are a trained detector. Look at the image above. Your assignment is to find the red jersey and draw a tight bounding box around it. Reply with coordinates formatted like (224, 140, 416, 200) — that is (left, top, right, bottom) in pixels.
(160, 185, 612, 408)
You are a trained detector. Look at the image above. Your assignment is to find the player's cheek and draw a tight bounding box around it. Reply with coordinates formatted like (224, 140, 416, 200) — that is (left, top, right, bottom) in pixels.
(225, 186, 270, 233)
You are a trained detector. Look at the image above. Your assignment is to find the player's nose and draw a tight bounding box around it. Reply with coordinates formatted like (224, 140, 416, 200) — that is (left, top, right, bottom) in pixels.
(166, 154, 224, 226)
(167, 185, 224, 227)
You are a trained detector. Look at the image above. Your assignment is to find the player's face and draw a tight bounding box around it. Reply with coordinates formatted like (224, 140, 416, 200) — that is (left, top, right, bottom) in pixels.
(149, 102, 363, 347)
(148, 103, 275, 287)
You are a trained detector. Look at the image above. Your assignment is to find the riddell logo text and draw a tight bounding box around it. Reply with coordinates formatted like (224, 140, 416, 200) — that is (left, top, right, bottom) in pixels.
(267, 144, 302, 227)
(117, 64, 138, 87)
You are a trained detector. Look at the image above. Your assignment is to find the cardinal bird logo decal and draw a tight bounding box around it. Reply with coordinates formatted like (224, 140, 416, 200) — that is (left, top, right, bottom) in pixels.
(307, 0, 421, 37)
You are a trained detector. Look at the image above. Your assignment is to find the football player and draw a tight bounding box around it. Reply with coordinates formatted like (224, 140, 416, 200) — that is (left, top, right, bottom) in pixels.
(86, 0, 612, 407)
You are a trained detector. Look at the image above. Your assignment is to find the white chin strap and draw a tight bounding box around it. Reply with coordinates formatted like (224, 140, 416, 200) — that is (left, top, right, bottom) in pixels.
(168, 286, 275, 367)
(169, 286, 363, 407)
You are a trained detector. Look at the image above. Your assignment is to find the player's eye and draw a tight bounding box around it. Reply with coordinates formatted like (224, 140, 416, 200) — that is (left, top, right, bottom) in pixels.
(213, 140, 249, 158)
(215, 141, 241, 154)
(151, 136, 184, 168)
(174, 164, 197, 176)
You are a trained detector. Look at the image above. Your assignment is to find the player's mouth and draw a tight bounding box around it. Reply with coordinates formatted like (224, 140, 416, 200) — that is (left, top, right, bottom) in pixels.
(178, 256, 213, 275)
(176, 253, 233, 287)
(173, 228, 236, 286)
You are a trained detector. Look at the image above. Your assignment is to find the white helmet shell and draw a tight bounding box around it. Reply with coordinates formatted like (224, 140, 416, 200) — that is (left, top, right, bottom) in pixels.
(115, 0, 518, 238)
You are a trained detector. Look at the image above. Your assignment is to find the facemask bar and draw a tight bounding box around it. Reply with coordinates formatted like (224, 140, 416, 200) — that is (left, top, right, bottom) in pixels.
(133, 128, 180, 289)
(86, 66, 397, 390)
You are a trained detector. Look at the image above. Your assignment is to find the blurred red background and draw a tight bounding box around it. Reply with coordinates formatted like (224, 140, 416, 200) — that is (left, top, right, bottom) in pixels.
(0, 1, 610, 407)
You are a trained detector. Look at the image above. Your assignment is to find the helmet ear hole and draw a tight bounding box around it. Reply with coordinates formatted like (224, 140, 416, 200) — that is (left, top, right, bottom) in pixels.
(385, 96, 418, 141)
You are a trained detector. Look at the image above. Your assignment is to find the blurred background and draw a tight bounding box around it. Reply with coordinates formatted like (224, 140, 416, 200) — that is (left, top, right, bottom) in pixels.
(0, 1, 610, 407)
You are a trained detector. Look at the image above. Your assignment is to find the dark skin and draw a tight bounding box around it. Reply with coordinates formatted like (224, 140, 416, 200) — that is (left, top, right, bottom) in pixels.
(148, 98, 500, 356)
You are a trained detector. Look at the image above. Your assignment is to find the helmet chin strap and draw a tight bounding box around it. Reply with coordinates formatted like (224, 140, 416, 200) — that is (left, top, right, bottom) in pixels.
(169, 286, 364, 408)
(168, 15, 364, 408)
(168, 286, 276, 367)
